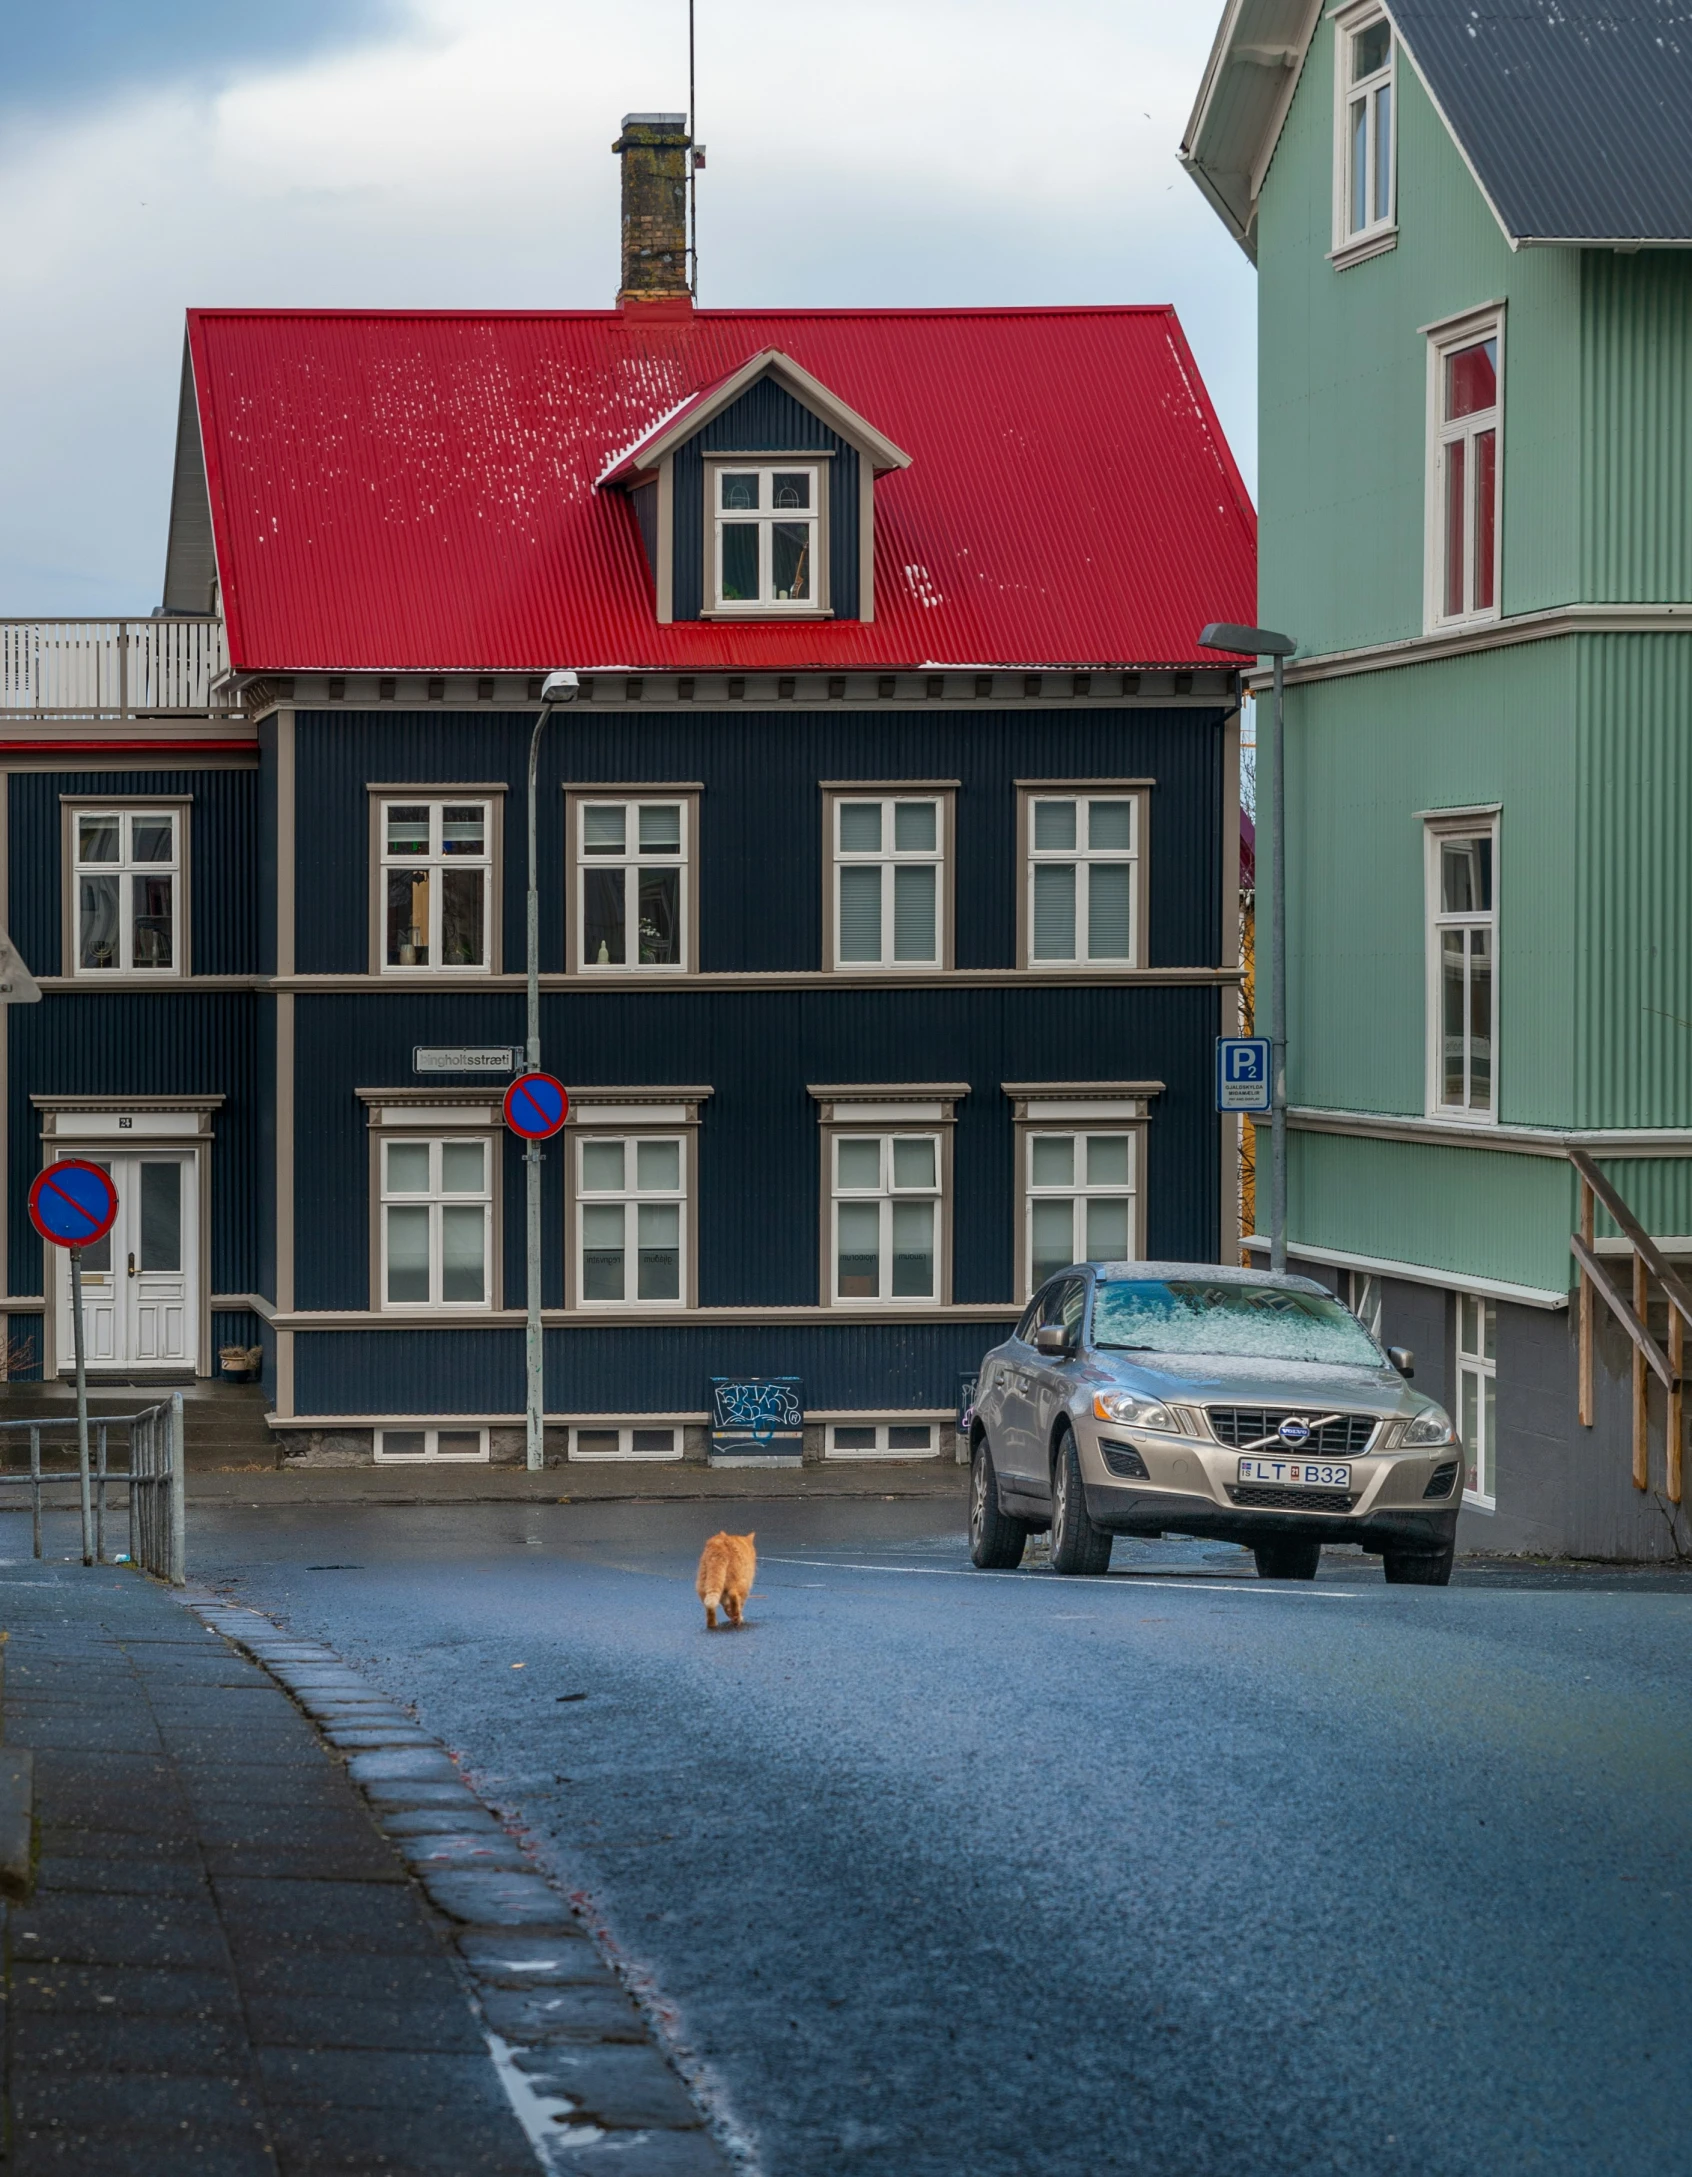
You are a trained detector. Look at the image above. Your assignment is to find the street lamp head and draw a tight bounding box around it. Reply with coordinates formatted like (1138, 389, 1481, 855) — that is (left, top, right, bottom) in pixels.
(1198, 621, 1297, 659)
(540, 669, 580, 704)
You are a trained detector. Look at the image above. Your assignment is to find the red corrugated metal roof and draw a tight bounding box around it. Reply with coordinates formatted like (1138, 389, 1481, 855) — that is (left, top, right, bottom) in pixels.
(186, 304, 1256, 675)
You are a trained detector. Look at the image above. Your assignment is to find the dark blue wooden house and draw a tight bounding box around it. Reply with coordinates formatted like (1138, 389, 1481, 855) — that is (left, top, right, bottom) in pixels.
(3, 118, 1257, 1467)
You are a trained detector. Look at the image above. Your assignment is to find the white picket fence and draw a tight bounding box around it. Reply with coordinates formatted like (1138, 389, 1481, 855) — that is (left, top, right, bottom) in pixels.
(0, 619, 231, 718)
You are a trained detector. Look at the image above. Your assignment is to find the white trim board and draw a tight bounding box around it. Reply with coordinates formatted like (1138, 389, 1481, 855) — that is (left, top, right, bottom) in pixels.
(1243, 1233, 1566, 1309)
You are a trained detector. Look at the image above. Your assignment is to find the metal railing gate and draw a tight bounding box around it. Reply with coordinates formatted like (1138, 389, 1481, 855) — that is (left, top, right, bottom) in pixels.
(0, 1394, 186, 1584)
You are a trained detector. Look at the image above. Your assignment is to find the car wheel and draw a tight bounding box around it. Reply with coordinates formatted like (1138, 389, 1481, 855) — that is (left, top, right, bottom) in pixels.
(1382, 1542, 1455, 1586)
(1050, 1427, 1112, 1576)
(969, 1436, 1028, 1570)
(1252, 1537, 1322, 1581)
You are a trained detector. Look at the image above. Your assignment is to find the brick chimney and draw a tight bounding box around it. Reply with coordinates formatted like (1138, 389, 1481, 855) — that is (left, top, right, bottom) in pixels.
(612, 112, 692, 304)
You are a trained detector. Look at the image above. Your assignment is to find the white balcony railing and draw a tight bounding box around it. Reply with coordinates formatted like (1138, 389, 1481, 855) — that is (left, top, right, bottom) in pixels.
(0, 618, 232, 719)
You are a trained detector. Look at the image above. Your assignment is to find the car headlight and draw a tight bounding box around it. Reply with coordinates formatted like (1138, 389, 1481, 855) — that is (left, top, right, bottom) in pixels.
(1093, 1391, 1179, 1432)
(1402, 1407, 1456, 1448)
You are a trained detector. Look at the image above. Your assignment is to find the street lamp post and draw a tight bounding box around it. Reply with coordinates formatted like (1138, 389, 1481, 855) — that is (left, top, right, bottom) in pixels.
(524, 670, 580, 1470)
(1198, 623, 1298, 1273)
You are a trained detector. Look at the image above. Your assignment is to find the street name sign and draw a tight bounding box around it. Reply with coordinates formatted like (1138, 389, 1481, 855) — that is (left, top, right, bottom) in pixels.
(1216, 1037, 1272, 1113)
(29, 1160, 119, 1248)
(504, 1073, 569, 1140)
(414, 1046, 514, 1074)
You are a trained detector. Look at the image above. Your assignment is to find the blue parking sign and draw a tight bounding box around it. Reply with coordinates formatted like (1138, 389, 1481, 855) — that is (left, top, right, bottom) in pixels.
(1216, 1037, 1272, 1113)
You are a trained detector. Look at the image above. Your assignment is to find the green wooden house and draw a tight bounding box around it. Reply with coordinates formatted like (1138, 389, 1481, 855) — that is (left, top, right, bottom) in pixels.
(1183, 0, 1692, 1558)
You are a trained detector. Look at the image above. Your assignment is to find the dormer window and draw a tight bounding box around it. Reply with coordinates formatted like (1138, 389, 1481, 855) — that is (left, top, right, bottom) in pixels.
(714, 464, 822, 611)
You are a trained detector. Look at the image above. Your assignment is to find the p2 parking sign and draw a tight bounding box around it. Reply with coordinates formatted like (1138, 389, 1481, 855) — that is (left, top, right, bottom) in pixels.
(1216, 1037, 1272, 1113)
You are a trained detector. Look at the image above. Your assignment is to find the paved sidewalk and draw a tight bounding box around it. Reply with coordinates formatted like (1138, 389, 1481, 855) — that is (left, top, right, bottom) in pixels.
(0, 1558, 730, 2175)
(188, 1462, 968, 1507)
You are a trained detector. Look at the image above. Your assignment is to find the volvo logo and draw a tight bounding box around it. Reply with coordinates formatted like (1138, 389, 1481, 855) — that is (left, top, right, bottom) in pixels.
(1277, 1417, 1312, 1447)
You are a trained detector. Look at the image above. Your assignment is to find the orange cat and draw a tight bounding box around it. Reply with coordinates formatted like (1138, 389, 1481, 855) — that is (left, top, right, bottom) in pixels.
(696, 1531, 756, 1630)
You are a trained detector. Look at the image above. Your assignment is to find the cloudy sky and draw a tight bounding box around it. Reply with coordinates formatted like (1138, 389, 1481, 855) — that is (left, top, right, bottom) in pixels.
(0, 0, 1255, 615)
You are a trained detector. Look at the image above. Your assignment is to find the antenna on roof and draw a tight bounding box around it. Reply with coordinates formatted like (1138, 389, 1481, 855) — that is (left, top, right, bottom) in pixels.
(687, 0, 699, 298)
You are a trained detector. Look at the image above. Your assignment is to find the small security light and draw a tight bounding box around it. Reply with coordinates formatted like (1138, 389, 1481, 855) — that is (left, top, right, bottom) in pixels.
(540, 669, 580, 703)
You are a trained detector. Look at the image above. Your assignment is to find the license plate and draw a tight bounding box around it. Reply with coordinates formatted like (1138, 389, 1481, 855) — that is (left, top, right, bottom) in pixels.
(1237, 1457, 1351, 1489)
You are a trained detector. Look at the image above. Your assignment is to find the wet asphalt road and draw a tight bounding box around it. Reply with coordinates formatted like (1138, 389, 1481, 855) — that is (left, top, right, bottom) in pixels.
(49, 1499, 1692, 2175)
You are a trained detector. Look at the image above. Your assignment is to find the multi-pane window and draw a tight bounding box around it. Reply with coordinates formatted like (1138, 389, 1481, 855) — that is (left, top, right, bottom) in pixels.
(1458, 1294, 1497, 1506)
(576, 1136, 685, 1305)
(74, 810, 179, 974)
(1027, 795, 1138, 966)
(1026, 1132, 1136, 1291)
(713, 464, 820, 610)
(1338, 9, 1394, 244)
(834, 797, 942, 968)
(381, 800, 490, 970)
(831, 1134, 942, 1304)
(380, 1139, 492, 1309)
(578, 800, 686, 970)
(1432, 325, 1501, 624)
(1429, 826, 1495, 1117)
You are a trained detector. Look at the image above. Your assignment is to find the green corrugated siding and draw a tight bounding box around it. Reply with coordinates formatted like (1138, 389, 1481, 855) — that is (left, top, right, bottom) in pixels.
(1589, 1158, 1692, 1243)
(1280, 641, 1578, 1123)
(1286, 1128, 1575, 1292)
(1575, 634, 1692, 1128)
(1256, 27, 1580, 659)
(1581, 255, 1692, 603)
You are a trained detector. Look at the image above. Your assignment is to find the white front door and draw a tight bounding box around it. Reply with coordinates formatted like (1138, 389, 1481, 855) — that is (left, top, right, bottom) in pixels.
(53, 1153, 197, 1373)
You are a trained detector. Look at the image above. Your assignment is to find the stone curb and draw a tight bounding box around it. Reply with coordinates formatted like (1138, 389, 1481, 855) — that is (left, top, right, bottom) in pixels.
(182, 1592, 738, 2176)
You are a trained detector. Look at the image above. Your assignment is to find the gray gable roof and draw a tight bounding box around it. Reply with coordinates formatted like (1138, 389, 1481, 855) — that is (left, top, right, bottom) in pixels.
(1397, 0, 1692, 244)
(1181, 0, 1692, 255)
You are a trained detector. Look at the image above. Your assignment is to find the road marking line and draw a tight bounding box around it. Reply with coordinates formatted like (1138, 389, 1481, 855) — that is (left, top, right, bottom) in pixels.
(762, 1557, 1358, 1597)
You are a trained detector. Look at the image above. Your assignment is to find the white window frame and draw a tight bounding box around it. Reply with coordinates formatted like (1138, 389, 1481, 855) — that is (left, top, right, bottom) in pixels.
(1005, 1086, 1157, 1300)
(1425, 309, 1504, 632)
(375, 794, 495, 975)
(377, 1135, 495, 1313)
(826, 789, 951, 972)
(67, 804, 187, 978)
(1457, 1292, 1497, 1509)
(828, 1130, 945, 1309)
(375, 1425, 490, 1463)
(1019, 786, 1146, 971)
(571, 1131, 690, 1311)
(824, 1418, 940, 1460)
(1331, 1, 1397, 265)
(567, 1421, 686, 1462)
(569, 791, 694, 974)
(708, 459, 827, 615)
(1023, 1128, 1141, 1295)
(1424, 813, 1498, 1123)
(1348, 1270, 1383, 1341)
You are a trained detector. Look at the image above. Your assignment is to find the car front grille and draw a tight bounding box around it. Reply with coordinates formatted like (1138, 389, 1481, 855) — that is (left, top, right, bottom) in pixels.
(1208, 1408, 1378, 1455)
(1423, 1461, 1459, 1500)
(1227, 1484, 1360, 1512)
(1098, 1437, 1149, 1479)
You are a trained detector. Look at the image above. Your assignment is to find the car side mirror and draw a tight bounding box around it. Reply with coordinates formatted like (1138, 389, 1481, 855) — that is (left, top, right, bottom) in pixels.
(1388, 1345, 1414, 1378)
(1034, 1324, 1071, 1357)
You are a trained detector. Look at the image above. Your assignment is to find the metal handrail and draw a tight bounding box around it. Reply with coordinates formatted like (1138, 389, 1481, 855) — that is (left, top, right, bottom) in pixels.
(0, 1395, 185, 1584)
(1570, 1147, 1690, 1502)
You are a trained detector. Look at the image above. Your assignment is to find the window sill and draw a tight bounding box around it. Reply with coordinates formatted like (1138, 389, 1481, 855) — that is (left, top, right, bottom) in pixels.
(1328, 226, 1397, 270)
(1023, 957, 1145, 974)
(1424, 1109, 1499, 1130)
(1424, 608, 1501, 639)
(699, 606, 834, 621)
(379, 966, 494, 977)
(71, 969, 186, 982)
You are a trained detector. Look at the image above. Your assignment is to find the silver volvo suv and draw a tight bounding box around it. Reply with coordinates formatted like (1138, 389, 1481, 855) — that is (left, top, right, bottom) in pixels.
(969, 1263, 1461, 1584)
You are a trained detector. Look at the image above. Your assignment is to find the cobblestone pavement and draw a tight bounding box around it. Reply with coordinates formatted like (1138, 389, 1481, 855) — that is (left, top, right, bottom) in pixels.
(0, 1553, 730, 2176)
